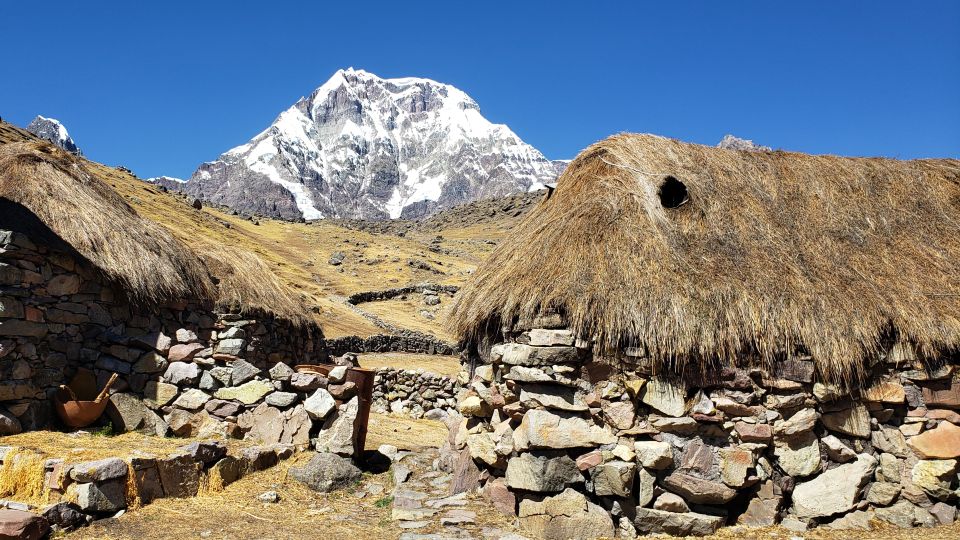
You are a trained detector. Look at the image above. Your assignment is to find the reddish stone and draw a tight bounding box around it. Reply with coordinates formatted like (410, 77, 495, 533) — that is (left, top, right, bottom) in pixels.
(24, 306, 44, 322)
(167, 343, 204, 362)
(0, 509, 49, 540)
(449, 448, 480, 495)
(927, 409, 960, 424)
(482, 478, 516, 516)
(576, 450, 603, 471)
(735, 422, 772, 443)
(908, 421, 960, 459)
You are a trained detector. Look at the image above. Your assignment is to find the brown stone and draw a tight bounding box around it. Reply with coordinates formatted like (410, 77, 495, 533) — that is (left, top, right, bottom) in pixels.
(0, 509, 49, 540)
(167, 343, 204, 362)
(449, 448, 480, 495)
(156, 454, 202, 497)
(46, 274, 81, 296)
(927, 409, 960, 424)
(822, 404, 871, 438)
(575, 450, 602, 471)
(483, 478, 517, 516)
(863, 380, 906, 403)
(908, 421, 960, 459)
(921, 381, 960, 409)
(661, 472, 737, 504)
(735, 421, 772, 443)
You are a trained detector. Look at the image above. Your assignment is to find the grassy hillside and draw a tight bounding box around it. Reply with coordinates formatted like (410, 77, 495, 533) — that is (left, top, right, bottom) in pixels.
(0, 120, 537, 339)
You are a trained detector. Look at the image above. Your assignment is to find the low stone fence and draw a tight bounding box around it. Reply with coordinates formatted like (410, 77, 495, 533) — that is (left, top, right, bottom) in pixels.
(447, 327, 960, 538)
(346, 283, 459, 305)
(372, 367, 458, 418)
(0, 440, 293, 535)
(326, 332, 457, 356)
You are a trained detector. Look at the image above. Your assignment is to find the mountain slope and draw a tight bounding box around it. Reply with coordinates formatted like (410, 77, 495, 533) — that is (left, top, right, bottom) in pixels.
(25, 115, 82, 155)
(176, 68, 558, 220)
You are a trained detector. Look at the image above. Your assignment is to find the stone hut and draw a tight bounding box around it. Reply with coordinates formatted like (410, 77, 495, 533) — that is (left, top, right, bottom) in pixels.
(445, 134, 960, 537)
(0, 141, 334, 445)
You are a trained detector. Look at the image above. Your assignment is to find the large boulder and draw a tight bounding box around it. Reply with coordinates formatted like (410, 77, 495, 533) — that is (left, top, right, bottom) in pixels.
(513, 409, 616, 450)
(518, 488, 615, 540)
(289, 452, 361, 492)
(792, 454, 877, 519)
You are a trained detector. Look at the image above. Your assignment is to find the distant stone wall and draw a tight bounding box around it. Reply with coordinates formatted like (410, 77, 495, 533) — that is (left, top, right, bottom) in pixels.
(346, 283, 459, 305)
(0, 228, 366, 459)
(372, 367, 458, 418)
(446, 326, 960, 538)
(326, 332, 457, 356)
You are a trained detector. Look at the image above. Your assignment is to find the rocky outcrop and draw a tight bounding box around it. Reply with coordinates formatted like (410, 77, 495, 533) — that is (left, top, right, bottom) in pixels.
(448, 323, 960, 538)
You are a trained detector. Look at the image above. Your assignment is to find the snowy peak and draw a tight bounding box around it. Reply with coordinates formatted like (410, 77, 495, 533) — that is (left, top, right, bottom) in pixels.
(717, 134, 771, 152)
(26, 116, 81, 155)
(179, 69, 559, 221)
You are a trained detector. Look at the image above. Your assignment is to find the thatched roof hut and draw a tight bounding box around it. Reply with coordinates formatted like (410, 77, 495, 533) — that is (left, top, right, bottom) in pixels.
(450, 133, 960, 385)
(0, 140, 308, 323)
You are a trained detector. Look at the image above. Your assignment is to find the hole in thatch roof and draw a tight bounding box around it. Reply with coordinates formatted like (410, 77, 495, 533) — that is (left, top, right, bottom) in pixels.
(658, 176, 689, 208)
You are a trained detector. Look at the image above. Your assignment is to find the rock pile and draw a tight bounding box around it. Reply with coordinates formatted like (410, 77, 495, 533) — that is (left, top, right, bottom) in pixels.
(373, 368, 458, 418)
(448, 327, 960, 538)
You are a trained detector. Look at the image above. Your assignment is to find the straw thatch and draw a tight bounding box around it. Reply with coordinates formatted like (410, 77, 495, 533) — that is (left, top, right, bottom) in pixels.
(0, 141, 307, 322)
(450, 133, 960, 385)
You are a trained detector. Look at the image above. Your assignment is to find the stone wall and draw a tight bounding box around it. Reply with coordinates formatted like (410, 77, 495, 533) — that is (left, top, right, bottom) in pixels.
(0, 228, 367, 458)
(372, 367, 458, 418)
(326, 332, 457, 356)
(447, 326, 960, 538)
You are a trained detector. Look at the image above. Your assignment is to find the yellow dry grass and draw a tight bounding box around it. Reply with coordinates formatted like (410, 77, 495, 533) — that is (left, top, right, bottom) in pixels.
(0, 430, 253, 462)
(364, 412, 447, 450)
(358, 352, 462, 377)
(451, 133, 960, 386)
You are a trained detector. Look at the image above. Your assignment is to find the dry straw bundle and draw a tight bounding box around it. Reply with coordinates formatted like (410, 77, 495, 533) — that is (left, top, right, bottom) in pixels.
(450, 133, 960, 386)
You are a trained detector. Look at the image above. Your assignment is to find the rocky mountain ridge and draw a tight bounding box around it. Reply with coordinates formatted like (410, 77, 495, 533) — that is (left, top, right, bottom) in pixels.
(168, 68, 560, 221)
(25, 115, 81, 155)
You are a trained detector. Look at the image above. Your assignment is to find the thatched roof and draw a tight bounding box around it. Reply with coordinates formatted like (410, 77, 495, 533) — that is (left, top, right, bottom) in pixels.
(450, 133, 960, 384)
(0, 141, 309, 323)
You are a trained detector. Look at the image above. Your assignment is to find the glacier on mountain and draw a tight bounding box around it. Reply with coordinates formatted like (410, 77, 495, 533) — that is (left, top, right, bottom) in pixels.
(177, 68, 559, 220)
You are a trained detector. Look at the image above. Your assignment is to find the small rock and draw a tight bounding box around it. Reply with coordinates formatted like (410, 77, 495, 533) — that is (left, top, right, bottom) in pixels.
(257, 491, 280, 503)
(289, 452, 361, 492)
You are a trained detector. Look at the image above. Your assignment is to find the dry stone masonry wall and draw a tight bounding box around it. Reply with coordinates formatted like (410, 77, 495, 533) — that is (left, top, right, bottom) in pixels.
(373, 367, 458, 418)
(0, 229, 373, 457)
(448, 325, 960, 538)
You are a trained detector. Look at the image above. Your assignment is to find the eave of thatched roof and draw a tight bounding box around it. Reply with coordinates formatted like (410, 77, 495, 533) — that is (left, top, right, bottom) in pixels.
(449, 133, 960, 385)
(0, 140, 310, 325)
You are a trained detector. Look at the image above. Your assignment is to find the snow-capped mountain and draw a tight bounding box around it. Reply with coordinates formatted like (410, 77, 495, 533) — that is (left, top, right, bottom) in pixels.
(717, 134, 771, 152)
(178, 68, 560, 220)
(25, 116, 81, 155)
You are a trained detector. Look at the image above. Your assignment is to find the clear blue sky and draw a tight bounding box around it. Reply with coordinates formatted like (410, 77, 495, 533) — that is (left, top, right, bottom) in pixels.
(2, 1, 958, 179)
